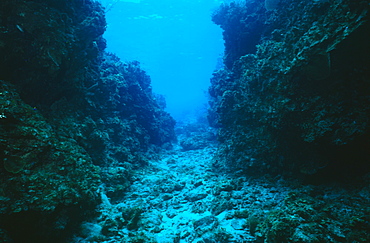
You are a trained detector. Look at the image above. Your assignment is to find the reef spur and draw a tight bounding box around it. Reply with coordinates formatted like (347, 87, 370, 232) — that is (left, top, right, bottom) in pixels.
(209, 0, 370, 180)
(0, 0, 175, 242)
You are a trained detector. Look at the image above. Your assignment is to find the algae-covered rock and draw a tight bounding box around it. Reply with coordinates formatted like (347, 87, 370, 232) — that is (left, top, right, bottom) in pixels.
(209, 0, 370, 180)
(176, 114, 217, 151)
(252, 188, 370, 242)
(0, 0, 176, 241)
(0, 81, 101, 242)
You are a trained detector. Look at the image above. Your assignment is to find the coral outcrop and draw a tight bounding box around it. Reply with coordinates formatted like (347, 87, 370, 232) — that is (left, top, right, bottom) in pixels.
(209, 0, 370, 180)
(176, 114, 217, 151)
(0, 0, 175, 242)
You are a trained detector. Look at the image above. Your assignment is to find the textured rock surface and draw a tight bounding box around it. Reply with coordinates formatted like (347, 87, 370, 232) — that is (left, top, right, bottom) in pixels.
(0, 0, 175, 242)
(209, 0, 370, 179)
(73, 141, 370, 242)
(0, 81, 101, 242)
(176, 115, 217, 151)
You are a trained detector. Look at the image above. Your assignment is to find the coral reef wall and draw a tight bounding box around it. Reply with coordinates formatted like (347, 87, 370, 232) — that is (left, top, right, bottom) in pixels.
(0, 0, 175, 242)
(209, 0, 370, 180)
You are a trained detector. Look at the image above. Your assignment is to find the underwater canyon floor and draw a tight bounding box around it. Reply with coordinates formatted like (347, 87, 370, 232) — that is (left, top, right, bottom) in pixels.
(75, 141, 370, 243)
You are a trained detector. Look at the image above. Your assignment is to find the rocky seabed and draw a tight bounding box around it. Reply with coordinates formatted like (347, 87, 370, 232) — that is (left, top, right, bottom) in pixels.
(77, 145, 293, 243)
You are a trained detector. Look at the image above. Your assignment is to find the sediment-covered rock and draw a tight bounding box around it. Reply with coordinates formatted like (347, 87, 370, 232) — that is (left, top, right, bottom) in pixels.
(80, 145, 370, 242)
(209, 0, 370, 180)
(176, 115, 217, 151)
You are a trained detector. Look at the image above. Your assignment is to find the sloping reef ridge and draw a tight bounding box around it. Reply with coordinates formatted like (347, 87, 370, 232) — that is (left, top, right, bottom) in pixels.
(209, 0, 370, 181)
(0, 0, 175, 242)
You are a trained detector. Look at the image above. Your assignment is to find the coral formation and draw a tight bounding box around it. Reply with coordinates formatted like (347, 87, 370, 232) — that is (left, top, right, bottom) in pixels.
(0, 0, 175, 241)
(209, 0, 370, 180)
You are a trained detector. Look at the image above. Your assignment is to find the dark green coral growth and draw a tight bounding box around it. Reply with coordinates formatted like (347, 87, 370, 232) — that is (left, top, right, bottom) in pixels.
(0, 0, 175, 241)
(252, 188, 370, 242)
(209, 0, 370, 179)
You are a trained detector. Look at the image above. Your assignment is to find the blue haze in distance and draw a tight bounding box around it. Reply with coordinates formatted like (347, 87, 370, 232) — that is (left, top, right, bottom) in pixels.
(101, 0, 225, 120)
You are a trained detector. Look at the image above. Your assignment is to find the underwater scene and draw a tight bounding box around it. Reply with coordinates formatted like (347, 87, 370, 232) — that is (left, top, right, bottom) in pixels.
(0, 0, 369, 242)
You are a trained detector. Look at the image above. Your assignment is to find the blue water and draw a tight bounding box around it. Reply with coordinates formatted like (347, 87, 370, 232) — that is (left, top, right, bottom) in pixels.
(101, 0, 224, 120)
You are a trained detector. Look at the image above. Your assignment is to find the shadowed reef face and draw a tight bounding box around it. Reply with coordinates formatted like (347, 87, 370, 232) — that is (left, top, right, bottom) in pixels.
(209, 0, 370, 181)
(0, 0, 175, 241)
